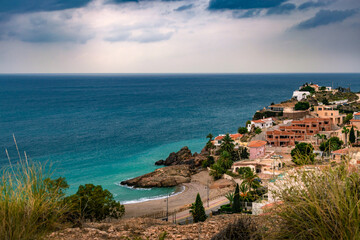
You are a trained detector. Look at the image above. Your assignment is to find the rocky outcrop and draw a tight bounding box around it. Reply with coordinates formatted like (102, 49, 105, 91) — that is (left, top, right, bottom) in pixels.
(156, 146, 207, 168)
(120, 165, 192, 188)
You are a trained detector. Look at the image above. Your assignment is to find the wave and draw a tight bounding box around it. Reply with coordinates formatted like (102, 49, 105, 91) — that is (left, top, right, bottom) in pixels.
(121, 185, 185, 204)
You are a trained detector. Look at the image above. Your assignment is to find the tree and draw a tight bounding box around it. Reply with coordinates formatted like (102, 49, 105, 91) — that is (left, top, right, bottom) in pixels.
(255, 128, 262, 134)
(300, 86, 315, 94)
(320, 137, 343, 154)
(342, 126, 350, 146)
(225, 192, 234, 207)
(349, 126, 356, 144)
(190, 193, 207, 223)
(246, 120, 251, 126)
(44, 177, 69, 197)
(239, 146, 249, 159)
(220, 134, 235, 153)
(295, 101, 310, 111)
(202, 155, 215, 168)
(322, 98, 329, 105)
(65, 184, 125, 222)
(320, 86, 326, 91)
(237, 167, 252, 177)
(291, 143, 315, 165)
(344, 113, 353, 125)
(209, 162, 226, 180)
(241, 170, 261, 190)
(238, 127, 248, 134)
(206, 133, 214, 141)
(315, 133, 327, 145)
(232, 184, 241, 213)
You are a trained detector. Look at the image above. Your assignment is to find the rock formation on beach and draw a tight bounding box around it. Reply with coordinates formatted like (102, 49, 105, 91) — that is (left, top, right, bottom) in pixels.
(155, 146, 208, 168)
(120, 165, 192, 188)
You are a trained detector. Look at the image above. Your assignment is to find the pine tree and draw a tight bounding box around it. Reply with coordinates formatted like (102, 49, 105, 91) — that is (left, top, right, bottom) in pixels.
(190, 193, 207, 223)
(349, 126, 356, 144)
(232, 184, 241, 213)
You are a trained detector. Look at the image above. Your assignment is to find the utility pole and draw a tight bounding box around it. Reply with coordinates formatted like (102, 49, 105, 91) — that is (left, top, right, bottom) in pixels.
(206, 180, 210, 208)
(166, 193, 169, 221)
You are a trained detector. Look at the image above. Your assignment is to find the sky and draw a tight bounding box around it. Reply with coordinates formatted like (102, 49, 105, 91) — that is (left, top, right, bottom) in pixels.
(0, 0, 359, 73)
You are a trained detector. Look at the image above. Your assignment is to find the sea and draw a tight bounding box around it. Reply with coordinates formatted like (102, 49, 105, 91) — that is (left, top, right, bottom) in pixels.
(0, 74, 359, 203)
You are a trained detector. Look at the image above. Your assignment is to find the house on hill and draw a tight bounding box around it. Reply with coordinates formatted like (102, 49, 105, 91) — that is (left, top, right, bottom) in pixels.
(248, 140, 267, 160)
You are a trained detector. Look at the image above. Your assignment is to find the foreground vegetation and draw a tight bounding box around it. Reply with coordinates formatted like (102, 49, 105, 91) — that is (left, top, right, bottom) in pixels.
(1, 144, 124, 240)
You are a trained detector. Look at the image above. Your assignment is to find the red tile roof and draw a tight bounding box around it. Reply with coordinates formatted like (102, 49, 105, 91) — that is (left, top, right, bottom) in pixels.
(354, 112, 360, 116)
(248, 140, 267, 148)
(230, 133, 243, 139)
(332, 148, 349, 155)
(214, 136, 225, 140)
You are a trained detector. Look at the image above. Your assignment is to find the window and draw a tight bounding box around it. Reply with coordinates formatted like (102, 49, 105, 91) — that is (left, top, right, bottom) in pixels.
(318, 108, 322, 111)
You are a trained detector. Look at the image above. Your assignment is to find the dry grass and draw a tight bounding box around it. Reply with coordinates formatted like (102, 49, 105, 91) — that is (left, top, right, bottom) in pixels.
(0, 137, 68, 239)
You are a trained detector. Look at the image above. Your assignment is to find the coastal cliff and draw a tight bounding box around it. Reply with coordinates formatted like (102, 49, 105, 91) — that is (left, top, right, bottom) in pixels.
(155, 146, 207, 167)
(120, 165, 192, 188)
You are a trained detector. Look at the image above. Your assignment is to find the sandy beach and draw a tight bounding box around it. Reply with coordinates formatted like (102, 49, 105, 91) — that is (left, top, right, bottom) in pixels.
(123, 170, 233, 218)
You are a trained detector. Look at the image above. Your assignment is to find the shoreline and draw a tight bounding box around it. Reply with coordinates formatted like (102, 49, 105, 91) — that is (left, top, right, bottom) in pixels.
(121, 185, 186, 205)
(122, 170, 234, 218)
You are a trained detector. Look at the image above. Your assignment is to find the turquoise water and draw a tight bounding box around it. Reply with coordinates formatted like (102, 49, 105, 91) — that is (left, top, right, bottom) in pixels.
(0, 74, 359, 203)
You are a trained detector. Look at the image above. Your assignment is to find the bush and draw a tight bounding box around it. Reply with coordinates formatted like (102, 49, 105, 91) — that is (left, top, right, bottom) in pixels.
(344, 113, 353, 124)
(266, 164, 360, 239)
(211, 215, 260, 240)
(65, 184, 125, 222)
(300, 86, 315, 94)
(294, 101, 310, 110)
(319, 137, 343, 153)
(220, 204, 232, 213)
(238, 127, 248, 134)
(202, 156, 215, 168)
(255, 128, 262, 134)
(291, 142, 315, 165)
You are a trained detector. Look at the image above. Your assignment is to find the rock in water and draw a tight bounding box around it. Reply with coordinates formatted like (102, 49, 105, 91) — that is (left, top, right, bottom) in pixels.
(120, 165, 192, 188)
(154, 160, 165, 165)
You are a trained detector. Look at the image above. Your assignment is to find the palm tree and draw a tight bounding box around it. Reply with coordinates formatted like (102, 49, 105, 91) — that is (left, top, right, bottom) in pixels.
(220, 133, 235, 153)
(206, 133, 214, 141)
(342, 127, 350, 146)
(239, 183, 252, 202)
(242, 171, 261, 190)
(225, 192, 234, 207)
(315, 134, 327, 146)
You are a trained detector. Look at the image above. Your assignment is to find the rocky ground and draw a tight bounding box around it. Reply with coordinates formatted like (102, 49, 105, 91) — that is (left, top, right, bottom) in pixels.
(48, 214, 242, 240)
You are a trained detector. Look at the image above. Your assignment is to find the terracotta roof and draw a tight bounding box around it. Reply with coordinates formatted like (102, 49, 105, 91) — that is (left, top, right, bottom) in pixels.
(248, 140, 267, 148)
(230, 133, 243, 139)
(214, 136, 225, 141)
(252, 119, 265, 123)
(350, 119, 360, 122)
(332, 148, 349, 155)
(269, 102, 296, 108)
(354, 112, 360, 116)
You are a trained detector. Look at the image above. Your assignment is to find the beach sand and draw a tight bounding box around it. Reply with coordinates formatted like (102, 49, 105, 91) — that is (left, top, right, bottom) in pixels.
(123, 170, 233, 218)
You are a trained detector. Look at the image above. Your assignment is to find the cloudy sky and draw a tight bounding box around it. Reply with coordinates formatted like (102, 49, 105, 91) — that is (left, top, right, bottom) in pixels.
(0, 0, 359, 73)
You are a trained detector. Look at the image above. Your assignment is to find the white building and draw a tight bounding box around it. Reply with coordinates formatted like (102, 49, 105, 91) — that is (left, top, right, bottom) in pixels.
(292, 90, 311, 101)
(247, 117, 275, 132)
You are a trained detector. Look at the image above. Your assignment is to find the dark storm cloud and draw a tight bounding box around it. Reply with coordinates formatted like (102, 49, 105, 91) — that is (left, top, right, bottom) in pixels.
(232, 9, 262, 18)
(208, 0, 288, 10)
(174, 4, 194, 12)
(298, 0, 335, 11)
(0, 0, 92, 14)
(295, 9, 358, 30)
(266, 3, 296, 15)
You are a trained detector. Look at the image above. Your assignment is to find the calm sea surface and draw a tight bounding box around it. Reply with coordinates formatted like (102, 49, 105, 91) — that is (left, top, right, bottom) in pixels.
(0, 74, 359, 202)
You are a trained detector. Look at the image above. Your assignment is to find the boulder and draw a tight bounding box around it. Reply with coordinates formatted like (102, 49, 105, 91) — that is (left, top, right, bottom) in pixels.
(154, 160, 165, 165)
(120, 165, 192, 188)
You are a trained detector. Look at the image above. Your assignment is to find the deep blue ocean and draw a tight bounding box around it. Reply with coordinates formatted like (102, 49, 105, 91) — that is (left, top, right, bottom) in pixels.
(0, 74, 359, 203)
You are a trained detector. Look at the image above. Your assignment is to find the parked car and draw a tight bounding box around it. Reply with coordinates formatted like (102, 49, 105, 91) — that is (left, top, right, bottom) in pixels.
(271, 155, 283, 159)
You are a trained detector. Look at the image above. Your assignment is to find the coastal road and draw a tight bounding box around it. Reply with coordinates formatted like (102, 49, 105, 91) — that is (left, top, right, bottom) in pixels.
(173, 196, 229, 224)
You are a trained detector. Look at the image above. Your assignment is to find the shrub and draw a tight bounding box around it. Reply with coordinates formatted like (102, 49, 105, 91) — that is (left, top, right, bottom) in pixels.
(238, 127, 248, 134)
(300, 86, 315, 94)
(291, 142, 315, 165)
(294, 101, 310, 110)
(211, 215, 260, 240)
(202, 156, 215, 168)
(65, 184, 125, 222)
(220, 204, 233, 213)
(237, 167, 252, 177)
(319, 137, 343, 153)
(344, 113, 353, 124)
(255, 128, 262, 135)
(266, 164, 360, 239)
(350, 126, 356, 144)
